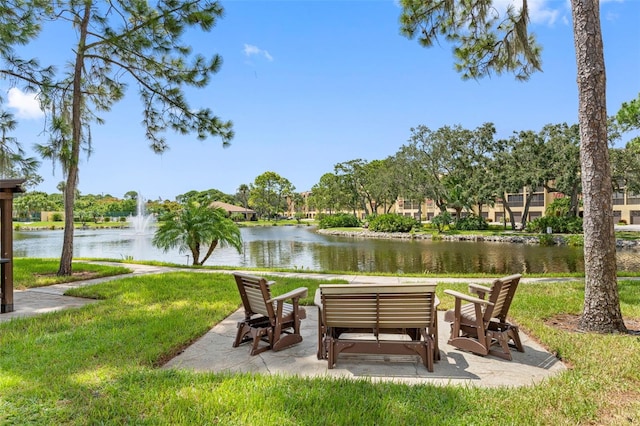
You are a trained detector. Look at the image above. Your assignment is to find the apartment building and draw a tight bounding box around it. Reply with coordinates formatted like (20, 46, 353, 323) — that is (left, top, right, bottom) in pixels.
(296, 185, 640, 225)
(396, 186, 640, 225)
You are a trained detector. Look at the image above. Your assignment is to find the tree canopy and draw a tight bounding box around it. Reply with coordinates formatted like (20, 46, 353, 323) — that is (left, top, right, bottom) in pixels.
(0, 1, 233, 275)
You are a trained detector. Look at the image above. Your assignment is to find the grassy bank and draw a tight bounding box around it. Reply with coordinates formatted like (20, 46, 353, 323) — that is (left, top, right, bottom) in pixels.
(1, 265, 639, 424)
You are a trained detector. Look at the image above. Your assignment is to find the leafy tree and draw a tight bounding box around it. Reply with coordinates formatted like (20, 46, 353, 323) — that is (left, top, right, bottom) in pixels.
(0, 111, 41, 188)
(13, 191, 57, 220)
(401, 126, 449, 212)
(334, 159, 372, 216)
(610, 141, 640, 195)
(611, 95, 640, 194)
(539, 124, 582, 216)
(310, 172, 347, 214)
(366, 158, 400, 214)
(404, 123, 498, 218)
(616, 92, 640, 133)
(177, 189, 234, 206)
(1, 1, 233, 276)
(249, 171, 294, 220)
(399, 0, 625, 332)
(153, 203, 242, 266)
(392, 143, 432, 220)
(123, 191, 138, 201)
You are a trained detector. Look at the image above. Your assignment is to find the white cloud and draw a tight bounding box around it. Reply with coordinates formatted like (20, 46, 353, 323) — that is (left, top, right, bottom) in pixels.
(6, 88, 43, 119)
(493, 0, 564, 26)
(243, 43, 274, 62)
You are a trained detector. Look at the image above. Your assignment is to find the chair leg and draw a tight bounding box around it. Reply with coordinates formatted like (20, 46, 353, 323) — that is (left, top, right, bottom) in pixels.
(317, 307, 327, 360)
(233, 322, 251, 348)
(250, 328, 271, 356)
(485, 330, 513, 360)
(508, 325, 525, 352)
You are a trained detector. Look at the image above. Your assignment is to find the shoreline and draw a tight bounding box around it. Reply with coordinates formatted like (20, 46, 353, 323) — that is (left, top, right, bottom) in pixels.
(316, 228, 640, 248)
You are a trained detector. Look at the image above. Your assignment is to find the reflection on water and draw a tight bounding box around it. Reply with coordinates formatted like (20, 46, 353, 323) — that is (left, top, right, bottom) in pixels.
(13, 226, 640, 274)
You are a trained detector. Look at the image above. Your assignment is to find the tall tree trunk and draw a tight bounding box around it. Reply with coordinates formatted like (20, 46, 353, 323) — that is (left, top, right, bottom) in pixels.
(521, 191, 534, 230)
(571, 0, 626, 332)
(58, 2, 91, 276)
(502, 194, 517, 231)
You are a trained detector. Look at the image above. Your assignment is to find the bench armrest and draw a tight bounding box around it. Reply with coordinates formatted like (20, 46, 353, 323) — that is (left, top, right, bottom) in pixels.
(444, 289, 493, 307)
(468, 283, 492, 299)
(269, 287, 308, 303)
(314, 289, 322, 308)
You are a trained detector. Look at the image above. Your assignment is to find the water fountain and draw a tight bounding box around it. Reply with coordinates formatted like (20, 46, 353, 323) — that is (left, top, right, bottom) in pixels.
(125, 195, 156, 261)
(128, 195, 155, 235)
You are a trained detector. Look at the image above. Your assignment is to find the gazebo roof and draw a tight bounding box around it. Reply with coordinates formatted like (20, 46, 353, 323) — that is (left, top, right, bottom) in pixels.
(210, 201, 256, 214)
(0, 179, 26, 193)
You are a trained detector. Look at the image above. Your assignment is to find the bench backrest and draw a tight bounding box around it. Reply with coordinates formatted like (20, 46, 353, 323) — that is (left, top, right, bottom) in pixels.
(234, 273, 274, 319)
(485, 274, 521, 323)
(320, 284, 437, 330)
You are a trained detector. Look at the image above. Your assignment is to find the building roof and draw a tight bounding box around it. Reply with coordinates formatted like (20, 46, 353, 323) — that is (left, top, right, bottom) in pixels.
(210, 201, 255, 214)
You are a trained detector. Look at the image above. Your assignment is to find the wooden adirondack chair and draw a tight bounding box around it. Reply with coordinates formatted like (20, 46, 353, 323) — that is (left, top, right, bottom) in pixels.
(232, 272, 308, 355)
(444, 274, 523, 360)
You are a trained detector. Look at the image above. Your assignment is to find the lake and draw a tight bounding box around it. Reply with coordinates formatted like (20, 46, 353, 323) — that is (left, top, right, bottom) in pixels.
(13, 225, 640, 274)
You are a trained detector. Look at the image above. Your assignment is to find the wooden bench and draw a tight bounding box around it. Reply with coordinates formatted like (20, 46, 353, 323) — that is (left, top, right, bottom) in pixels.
(316, 283, 438, 372)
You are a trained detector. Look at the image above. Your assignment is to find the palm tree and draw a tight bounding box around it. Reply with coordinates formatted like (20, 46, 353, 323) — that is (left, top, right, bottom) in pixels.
(152, 203, 242, 266)
(237, 184, 250, 210)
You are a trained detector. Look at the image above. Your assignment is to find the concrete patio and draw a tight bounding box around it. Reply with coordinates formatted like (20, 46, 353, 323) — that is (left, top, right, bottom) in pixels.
(164, 305, 566, 388)
(1, 264, 568, 387)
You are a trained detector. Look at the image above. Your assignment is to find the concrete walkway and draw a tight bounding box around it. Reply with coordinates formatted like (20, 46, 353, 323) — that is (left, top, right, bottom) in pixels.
(1, 263, 568, 387)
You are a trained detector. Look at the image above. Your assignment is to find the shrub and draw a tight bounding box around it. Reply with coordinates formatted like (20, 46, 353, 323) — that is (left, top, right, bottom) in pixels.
(431, 211, 452, 232)
(318, 213, 361, 229)
(368, 214, 420, 233)
(103, 217, 111, 222)
(52, 213, 63, 222)
(453, 214, 489, 231)
(538, 233, 555, 246)
(230, 213, 245, 222)
(565, 234, 584, 247)
(525, 215, 583, 234)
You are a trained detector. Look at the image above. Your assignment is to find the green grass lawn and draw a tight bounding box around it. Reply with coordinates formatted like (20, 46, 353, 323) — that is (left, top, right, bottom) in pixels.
(13, 258, 132, 289)
(1, 266, 639, 424)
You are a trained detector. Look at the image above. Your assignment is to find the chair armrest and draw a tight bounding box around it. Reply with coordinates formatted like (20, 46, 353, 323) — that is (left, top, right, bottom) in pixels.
(444, 289, 493, 307)
(468, 283, 492, 299)
(269, 287, 308, 303)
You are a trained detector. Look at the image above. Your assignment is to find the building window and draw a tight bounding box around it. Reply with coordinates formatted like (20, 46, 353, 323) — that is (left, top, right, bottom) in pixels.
(403, 199, 421, 210)
(612, 190, 625, 205)
(530, 193, 545, 207)
(507, 193, 524, 207)
(627, 192, 640, 205)
(613, 211, 621, 223)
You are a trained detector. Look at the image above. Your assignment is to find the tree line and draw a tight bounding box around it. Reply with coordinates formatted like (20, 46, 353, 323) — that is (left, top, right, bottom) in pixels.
(13, 101, 639, 229)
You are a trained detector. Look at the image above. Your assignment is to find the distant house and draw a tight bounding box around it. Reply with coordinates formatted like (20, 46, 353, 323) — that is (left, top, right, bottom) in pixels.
(210, 201, 257, 221)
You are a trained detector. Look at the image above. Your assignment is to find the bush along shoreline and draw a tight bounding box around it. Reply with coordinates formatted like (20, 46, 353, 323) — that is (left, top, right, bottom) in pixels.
(316, 228, 640, 248)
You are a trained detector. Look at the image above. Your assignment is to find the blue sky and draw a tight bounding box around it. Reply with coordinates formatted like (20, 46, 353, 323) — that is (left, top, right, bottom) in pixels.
(4, 0, 640, 201)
